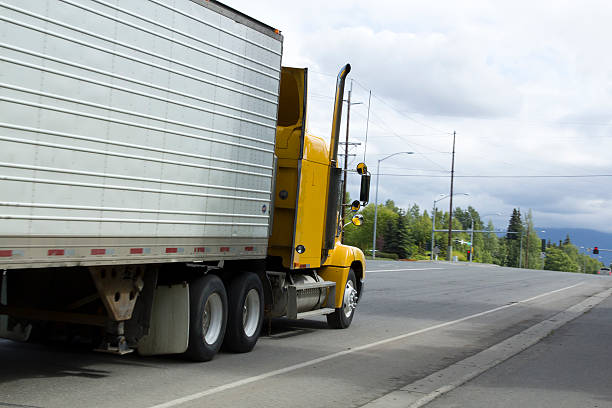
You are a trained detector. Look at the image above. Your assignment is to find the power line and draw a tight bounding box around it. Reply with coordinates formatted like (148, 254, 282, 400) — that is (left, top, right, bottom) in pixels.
(305, 72, 452, 171)
(306, 72, 454, 174)
(413, 113, 612, 129)
(350, 109, 450, 170)
(352, 78, 453, 134)
(376, 168, 449, 172)
(355, 109, 450, 154)
(375, 173, 612, 178)
(369, 152, 451, 156)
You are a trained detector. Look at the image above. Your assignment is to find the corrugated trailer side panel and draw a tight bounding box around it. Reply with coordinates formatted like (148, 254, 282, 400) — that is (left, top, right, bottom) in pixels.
(0, 0, 282, 268)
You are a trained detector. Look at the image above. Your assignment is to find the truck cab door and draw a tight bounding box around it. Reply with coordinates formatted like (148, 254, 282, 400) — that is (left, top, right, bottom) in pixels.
(268, 67, 309, 269)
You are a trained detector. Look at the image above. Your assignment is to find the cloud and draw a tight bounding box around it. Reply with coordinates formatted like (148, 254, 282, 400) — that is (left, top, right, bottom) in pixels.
(302, 26, 522, 118)
(225, 0, 612, 233)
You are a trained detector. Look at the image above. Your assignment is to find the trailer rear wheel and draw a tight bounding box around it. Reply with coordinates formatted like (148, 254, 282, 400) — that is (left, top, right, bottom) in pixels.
(327, 268, 357, 329)
(186, 274, 228, 362)
(223, 272, 264, 353)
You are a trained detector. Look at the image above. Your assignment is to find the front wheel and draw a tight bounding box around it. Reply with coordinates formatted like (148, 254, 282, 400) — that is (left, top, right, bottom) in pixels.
(327, 269, 358, 329)
(186, 274, 228, 362)
(223, 272, 264, 353)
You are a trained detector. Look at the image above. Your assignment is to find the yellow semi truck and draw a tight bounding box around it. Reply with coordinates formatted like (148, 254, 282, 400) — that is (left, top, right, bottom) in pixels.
(0, 0, 369, 361)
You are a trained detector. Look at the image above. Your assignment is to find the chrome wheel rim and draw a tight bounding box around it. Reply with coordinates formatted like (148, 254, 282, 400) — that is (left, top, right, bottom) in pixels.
(342, 280, 358, 318)
(202, 292, 223, 345)
(242, 288, 260, 337)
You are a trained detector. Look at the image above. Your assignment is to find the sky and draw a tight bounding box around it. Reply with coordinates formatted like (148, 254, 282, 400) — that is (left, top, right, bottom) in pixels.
(227, 0, 612, 234)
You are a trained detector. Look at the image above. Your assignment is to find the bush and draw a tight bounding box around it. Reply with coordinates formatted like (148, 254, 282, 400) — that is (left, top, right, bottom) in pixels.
(374, 251, 399, 260)
(413, 254, 431, 261)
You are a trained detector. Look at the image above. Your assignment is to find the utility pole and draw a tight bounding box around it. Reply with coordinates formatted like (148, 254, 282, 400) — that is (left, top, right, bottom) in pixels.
(519, 232, 523, 268)
(431, 202, 436, 261)
(340, 80, 353, 234)
(447, 131, 456, 261)
(469, 218, 474, 262)
(363, 90, 371, 163)
(525, 222, 531, 269)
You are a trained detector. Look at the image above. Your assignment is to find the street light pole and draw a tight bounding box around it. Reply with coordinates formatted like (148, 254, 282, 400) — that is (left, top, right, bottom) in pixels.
(470, 218, 474, 262)
(469, 212, 500, 262)
(519, 232, 524, 268)
(372, 151, 414, 259)
(447, 130, 456, 261)
(430, 200, 437, 261)
(430, 193, 469, 261)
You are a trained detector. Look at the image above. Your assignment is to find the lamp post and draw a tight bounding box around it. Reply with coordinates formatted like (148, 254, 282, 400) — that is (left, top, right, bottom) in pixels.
(517, 228, 545, 269)
(430, 193, 469, 261)
(372, 151, 414, 259)
(466, 212, 501, 262)
(469, 217, 474, 262)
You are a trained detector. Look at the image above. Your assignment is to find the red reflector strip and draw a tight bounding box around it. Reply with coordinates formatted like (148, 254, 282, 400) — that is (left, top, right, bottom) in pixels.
(220, 247, 230, 252)
(0, 250, 12, 257)
(48, 249, 65, 256)
(244, 246, 254, 251)
(293, 263, 310, 269)
(91, 249, 106, 255)
(194, 247, 206, 253)
(165, 248, 178, 253)
(130, 248, 143, 254)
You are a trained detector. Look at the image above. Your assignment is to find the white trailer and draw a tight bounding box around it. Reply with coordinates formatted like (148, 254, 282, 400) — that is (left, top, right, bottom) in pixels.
(0, 0, 281, 267)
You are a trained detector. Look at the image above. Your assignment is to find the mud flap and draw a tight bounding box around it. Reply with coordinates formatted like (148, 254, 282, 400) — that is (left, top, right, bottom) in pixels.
(137, 284, 190, 356)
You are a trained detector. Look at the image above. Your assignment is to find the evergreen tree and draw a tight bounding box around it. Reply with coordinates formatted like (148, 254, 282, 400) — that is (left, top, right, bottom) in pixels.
(524, 210, 544, 270)
(384, 209, 408, 258)
(506, 209, 523, 239)
(505, 209, 523, 267)
(563, 234, 571, 246)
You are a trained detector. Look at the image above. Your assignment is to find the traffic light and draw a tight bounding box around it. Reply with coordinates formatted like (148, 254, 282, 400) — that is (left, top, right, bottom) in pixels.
(467, 249, 471, 260)
(593, 247, 599, 254)
(541, 239, 546, 252)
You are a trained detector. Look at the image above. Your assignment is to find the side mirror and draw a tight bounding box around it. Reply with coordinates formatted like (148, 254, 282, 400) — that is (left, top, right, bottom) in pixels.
(350, 200, 361, 212)
(360, 174, 370, 204)
(351, 214, 364, 226)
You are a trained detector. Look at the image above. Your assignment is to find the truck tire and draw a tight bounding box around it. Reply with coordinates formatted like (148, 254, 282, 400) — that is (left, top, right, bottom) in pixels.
(327, 268, 358, 329)
(186, 274, 228, 362)
(223, 272, 264, 353)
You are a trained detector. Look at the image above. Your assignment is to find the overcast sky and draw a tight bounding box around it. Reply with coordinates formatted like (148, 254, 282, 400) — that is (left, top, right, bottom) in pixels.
(228, 0, 612, 234)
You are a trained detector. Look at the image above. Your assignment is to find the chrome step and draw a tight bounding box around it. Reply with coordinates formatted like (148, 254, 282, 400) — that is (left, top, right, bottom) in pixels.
(296, 307, 336, 319)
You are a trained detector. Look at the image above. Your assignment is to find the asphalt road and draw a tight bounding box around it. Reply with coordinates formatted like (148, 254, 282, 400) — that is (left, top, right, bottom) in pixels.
(1, 260, 611, 408)
(425, 282, 612, 408)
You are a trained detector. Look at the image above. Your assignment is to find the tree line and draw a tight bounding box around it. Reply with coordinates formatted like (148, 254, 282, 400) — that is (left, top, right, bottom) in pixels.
(343, 200, 605, 273)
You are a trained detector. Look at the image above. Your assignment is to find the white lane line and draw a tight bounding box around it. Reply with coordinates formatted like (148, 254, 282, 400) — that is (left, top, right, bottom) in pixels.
(368, 268, 445, 273)
(146, 282, 584, 408)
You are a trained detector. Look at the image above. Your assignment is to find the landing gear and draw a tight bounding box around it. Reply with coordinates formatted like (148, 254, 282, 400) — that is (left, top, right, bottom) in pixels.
(327, 269, 358, 329)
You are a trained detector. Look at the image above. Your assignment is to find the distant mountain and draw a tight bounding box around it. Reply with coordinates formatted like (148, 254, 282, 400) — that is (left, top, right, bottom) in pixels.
(536, 227, 612, 267)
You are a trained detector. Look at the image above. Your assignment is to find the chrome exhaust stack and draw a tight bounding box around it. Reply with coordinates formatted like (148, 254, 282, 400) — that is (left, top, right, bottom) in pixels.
(328, 64, 351, 166)
(324, 63, 351, 251)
